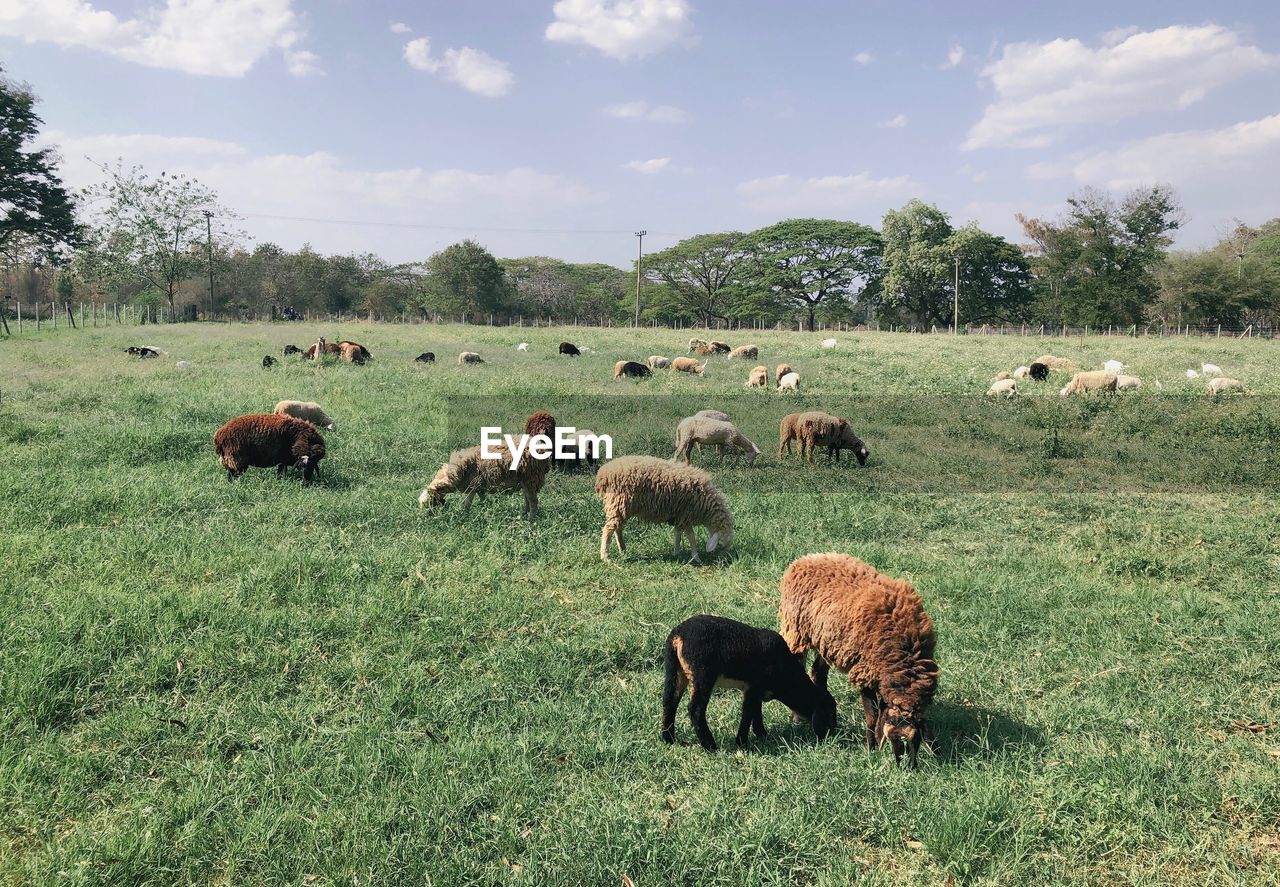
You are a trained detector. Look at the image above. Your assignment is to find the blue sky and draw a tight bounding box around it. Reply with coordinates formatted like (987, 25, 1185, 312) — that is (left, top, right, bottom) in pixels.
(3, 0, 1279, 267)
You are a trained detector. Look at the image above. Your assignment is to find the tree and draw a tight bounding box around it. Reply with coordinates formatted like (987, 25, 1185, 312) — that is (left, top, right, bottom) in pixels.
(748, 219, 881, 330)
(80, 162, 240, 320)
(945, 225, 1032, 324)
(642, 232, 753, 326)
(879, 200, 954, 325)
(424, 239, 511, 317)
(0, 66, 81, 262)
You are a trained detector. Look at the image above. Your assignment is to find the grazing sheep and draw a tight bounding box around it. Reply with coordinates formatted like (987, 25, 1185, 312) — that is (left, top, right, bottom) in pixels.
(777, 371, 801, 391)
(338, 341, 369, 364)
(1115, 374, 1142, 391)
(303, 338, 341, 360)
(262, 355, 277, 368)
(662, 615, 836, 751)
(778, 412, 803, 459)
(213, 414, 325, 484)
(745, 365, 768, 388)
(1103, 359, 1127, 373)
(420, 411, 555, 515)
(458, 351, 484, 364)
(125, 346, 162, 359)
(778, 553, 938, 767)
(1012, 366, 1031, 379)
(775, 363, 794, 381)
(647, 355, 671, 369)
(687, 337, 708, 353)
(674, 417, 761, 465)
(1201, 363, 1223, 375)
(1186, 368, 1200, 379)
(797, 411, 867, 464)
(559, 341, 581, 356)
(821, 338, 838, 349)
(274, 400, 336, 431)
(1028, 362, 1050, 382)
(1207, 377, 1245, 396)
(594, 455, 733, 563)
(1059, 371, 1118, 396)
(283, 344, 302, 356)
(1034, 354, 1075, 371)
(614, 360, 651, 379)
(672, 357, 706, 375)
(414, 352, 435, 363)
(729, 344, 759, 360)
(695, 409, 731, 422)
(708, 340, 731, 354)
(517, 342, 529, 352)
(986, 379, 1017, 398)
(994, 370, 1011, 381)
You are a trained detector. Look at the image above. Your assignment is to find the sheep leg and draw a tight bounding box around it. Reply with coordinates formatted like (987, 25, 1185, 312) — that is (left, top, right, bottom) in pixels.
(672, 526, 684, 557)
(809, 655, 830, 691)
(736, 688, 764, 747)
(462, 490, 477, 514)
(686, 530, 703, 565)
(751, 700, 767, 738)
(523, 485, 538, 516)
(861, 688, 883, 750)
(661, 649, 688, 744)
(687, 682, 717, 751)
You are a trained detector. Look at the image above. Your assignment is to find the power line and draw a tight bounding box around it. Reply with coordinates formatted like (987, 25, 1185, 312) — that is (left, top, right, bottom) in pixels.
(239, 211, 683, 238)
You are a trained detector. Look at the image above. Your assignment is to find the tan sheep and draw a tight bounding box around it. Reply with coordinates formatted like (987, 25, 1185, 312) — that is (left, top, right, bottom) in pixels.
(986, 379, 1018, 398)
(994, 370, 1011, 381)
(672, 356, 706, 375)
(1115, 374, 1142, 391)
(694, 409, 731, 422)
(778, 412, 803, 459)
(419, 412, 555, 515)
(1059, 370, 1117, 396)
(775, 363, 794, 380)
(673, 417, 761, 465)
(1035, 354, 1075, 371)
(687, 337, 708, 353)
(458, 351, 484, 364)
(273, 400, 336, 431)
(729, 344, 759, 360)
(647, 355, 671, 369)
(778, 553, 938, 766)
(1206, 377, 1245, 396)
(594, 455, 734, 563)
(797, 411, 865, 464)
(745, 365, 768, 388)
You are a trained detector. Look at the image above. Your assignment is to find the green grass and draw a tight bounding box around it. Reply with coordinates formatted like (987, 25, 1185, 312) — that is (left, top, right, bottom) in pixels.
(1, 322, 1278, 886)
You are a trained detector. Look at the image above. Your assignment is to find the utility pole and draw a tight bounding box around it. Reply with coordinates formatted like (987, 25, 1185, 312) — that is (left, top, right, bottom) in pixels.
(634, 230, 646, 326)
(953, 254, 960, 335)
(203, 210, 215, 320)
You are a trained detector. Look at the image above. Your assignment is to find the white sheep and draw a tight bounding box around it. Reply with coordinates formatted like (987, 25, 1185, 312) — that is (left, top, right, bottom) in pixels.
(517, 342, 529, 352)
(674, 417, 762, 465)
(1103, 359, 1127, 373)
(778, 371, 801, 391)
(1011, 366, 1031, 379)
(647, 355, 671, 369)
(594, 455, 734, 563)
(1060, 371, 1118, 396)
(1185, 368, 1200, 379)
(1115, 374, 1142, 391)
(986, 379, 1018, 398)
(1206, 377, 1245, 396)
(273, 400, 337, 431)
(821, 338, 838, 349)
(1201, 363, 1222, 375)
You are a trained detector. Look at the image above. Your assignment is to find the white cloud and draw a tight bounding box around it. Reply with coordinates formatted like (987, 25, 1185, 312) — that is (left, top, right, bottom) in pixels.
(623, 157, 670, 174)
(0, 0, 316, 77)
(736, 172, 920, 214)
(944, 43, 965, 68)
(403, 37, 514, 97)
(389, 22, 411, 34)
(964, 24, 1276, 149)
(878, 113, 907, 129)
(603, 100, 687, 123)
(853, 50, 874, 65)
(545, 0, 694, 60)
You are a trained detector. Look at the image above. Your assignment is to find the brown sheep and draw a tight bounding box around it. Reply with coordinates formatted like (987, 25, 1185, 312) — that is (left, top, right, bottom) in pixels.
(672, 357, 706, 375)
(729, 344, 759, 360)
(419, 411, 557, 515)
(303, 338, 341, 360)
(708, 340, 731, 354)
(213, 414, 325, 484)
(797, 411, 852, 463)
(778, 412, 803, 459)
(337, 341, 371, 364)
(778, 553, 938, 766)
(775, 363, 794, 381)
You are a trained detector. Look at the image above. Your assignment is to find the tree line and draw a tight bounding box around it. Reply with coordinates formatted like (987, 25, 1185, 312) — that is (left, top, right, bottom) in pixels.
(3, 65, 1278, 331)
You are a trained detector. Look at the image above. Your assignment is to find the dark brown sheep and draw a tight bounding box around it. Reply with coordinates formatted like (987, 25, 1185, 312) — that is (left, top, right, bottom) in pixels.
(778, 553, 938, 766)
(213, 414, 326, 484)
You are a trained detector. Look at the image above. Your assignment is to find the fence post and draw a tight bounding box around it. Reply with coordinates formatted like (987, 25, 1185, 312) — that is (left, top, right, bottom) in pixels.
(79, 303, 84, 328)
(17, 303, 21, 333)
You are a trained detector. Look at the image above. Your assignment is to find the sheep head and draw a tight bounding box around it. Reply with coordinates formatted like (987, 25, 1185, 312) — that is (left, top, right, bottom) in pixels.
(878, 706, 925, 768)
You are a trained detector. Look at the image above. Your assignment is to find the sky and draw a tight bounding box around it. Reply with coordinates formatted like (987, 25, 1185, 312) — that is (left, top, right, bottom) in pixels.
(2, 0, 1279, 268)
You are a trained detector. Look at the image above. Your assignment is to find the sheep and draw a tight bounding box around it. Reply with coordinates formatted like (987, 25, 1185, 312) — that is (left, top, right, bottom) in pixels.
(821, 338, 838, 349)
(1103, 359, 1127, 373)
(647, 355, 671, 369)
(986, 379, 1017, 398)
(775, 363, 794, 381)
(1201, 363, 1223, 375)
(797, 411, 867, 464)
(213, 413, 325, 484)
(745, 365, 768, 388)
(125, 346, 162, 359)
(262, 355, 277, 368)
(694, 344, 717, 356)
(672, 357, 706, 375)
(662, 614, 836, 751)
(674, 417, 761, 465)
(338, 341, 369, 364)
(273, 400, 336, 431)
(176, 360, 192, 370)
(1115, 374, 1142, 391)
(458, 351, 484, 364)
(1012, 366, 1031, 379)
(687, 337, 708, 353)
(695, 409, 731, 422)
(729, 344, 759, 360)
(778, 412, 803, 459)
(414, 352, 435, 363)
(559, 341, 581, 356)
(778, 553, 938, 767)
(283, 344, 302, 356)
(594, 455, 733, 563)
(1034, 354, 1075, 371)
(1207, 377, 1245, 396)
(303, 338, 341, 360)
(708, 340, 731, 354)
(614, 360, 651, 379)
(1028, 362, 1050, 382)
(1185, 368, 1200, 379)
(1059, 371, 1118, 396)
(994, 370, 1011, 381)
(777, 371, 801, 391)
(517, 342, 529, 352)
(419, 411, 556, 515)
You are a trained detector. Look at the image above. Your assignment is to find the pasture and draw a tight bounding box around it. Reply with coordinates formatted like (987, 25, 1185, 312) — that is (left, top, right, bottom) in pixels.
(1, 323, 1278, 886)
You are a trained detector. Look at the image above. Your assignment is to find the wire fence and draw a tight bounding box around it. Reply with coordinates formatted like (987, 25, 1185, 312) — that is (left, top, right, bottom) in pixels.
(2, 300, 1276, 340)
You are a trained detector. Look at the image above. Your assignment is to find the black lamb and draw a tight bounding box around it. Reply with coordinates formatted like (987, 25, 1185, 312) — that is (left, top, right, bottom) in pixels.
(1029, 362, 1049, 382)
(262, 355, 277, 368)
(662, 614, 837, 751)
(414, 352, 436, 363)
(283, 344, 302, 356)
(559, 341, 581, 356)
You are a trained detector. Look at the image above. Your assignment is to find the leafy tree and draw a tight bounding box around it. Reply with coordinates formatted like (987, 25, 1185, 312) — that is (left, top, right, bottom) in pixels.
(424, 239, 511, 317)
(946, 225, 1032, 324)
(80, 162, 241, 320)
(748, 219, 881, 331)
(879, 200, 954, 325)
(0, 66, 81, 262)
(642, 232, 753, 326)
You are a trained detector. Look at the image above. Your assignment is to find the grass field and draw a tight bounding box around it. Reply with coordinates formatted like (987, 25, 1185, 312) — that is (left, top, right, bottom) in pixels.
(2, 322, 1278, 886)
